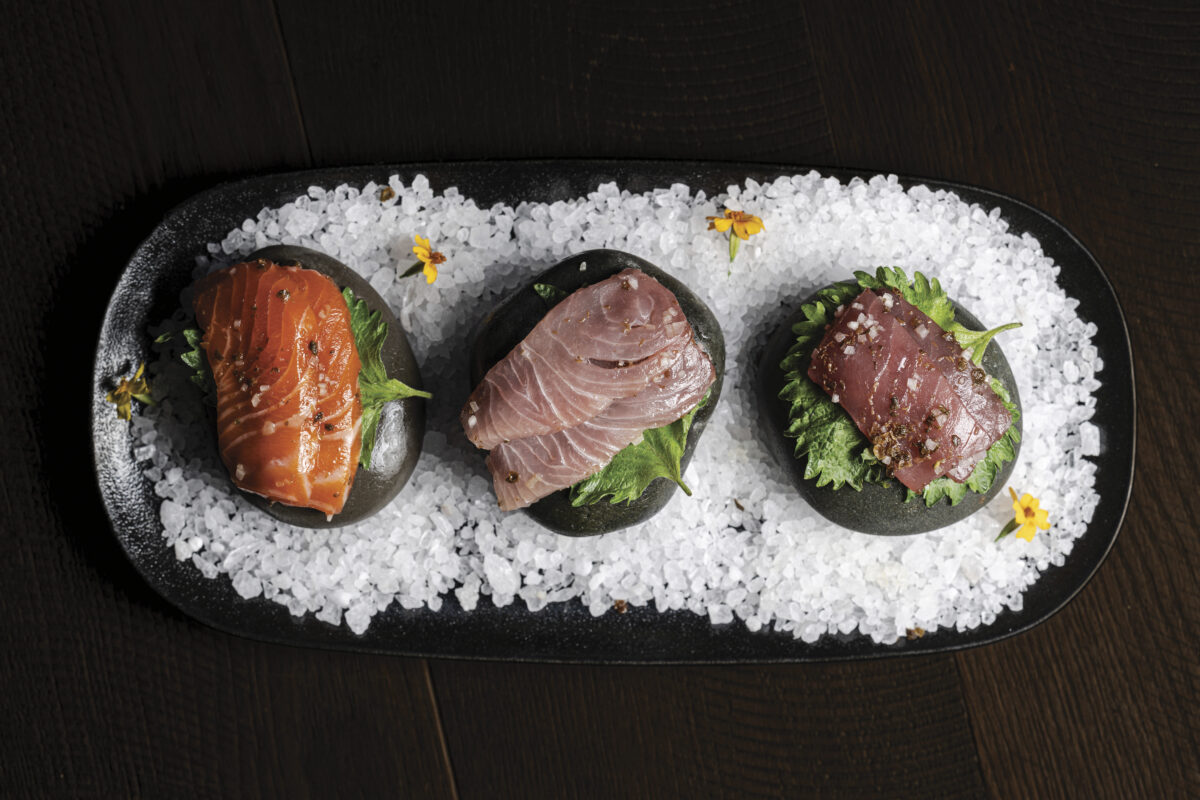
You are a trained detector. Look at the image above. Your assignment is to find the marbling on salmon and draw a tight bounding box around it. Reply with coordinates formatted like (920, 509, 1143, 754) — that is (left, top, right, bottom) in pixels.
(193, 259, 363, 515)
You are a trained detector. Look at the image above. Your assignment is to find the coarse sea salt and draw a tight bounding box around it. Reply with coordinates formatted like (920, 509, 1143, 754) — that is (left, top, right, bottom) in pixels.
(138, 172, 1102, 642)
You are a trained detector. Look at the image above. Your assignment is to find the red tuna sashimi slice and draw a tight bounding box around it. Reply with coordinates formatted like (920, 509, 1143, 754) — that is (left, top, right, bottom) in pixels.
(807, 288, 1011, 493)
(889, 357, 993, 490)
(807, 292, 936, 488)
(487, 337, 715, 510)
(193, 259, 363, 515)
(462, 268, 692, 450)
(882, 290, 1012, 440)
(848, 302, 993, 487)
(880, 290, 1011, 479)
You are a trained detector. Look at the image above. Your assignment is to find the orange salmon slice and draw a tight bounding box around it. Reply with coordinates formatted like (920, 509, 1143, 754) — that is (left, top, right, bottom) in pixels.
(193, 259, 363, 515)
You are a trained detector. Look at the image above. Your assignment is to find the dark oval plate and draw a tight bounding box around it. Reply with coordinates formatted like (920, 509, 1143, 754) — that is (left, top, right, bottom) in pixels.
(758, 287, 1021, 535)
(468, 249, 725, 536)
(91, 160, 1134, 663)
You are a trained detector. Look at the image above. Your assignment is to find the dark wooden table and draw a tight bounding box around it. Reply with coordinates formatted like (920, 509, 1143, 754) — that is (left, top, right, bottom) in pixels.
(3, 2, 1197, 797)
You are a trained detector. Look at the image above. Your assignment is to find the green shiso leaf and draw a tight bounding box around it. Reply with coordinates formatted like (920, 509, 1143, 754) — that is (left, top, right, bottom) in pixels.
(952, 321, 1023, 366)
(569, 392, 709, 507)
(853, 266, 957, 330)
(780, 268, 1020, 506)
(171, 328, 214, 394)
(533, 283, 569, 307)
(343, 287, 431, 470)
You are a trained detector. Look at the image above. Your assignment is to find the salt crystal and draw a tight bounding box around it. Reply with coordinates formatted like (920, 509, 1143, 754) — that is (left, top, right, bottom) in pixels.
(1080, 423, 1101, 456)
(231, 572, 262, 599)
(160, 500, 186, 535)
(369, 267, 395, 294)
(484, 553, 519, 596)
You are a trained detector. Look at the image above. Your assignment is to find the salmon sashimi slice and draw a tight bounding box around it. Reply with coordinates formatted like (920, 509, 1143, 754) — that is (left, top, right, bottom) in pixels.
(193, 259, 363, 515)
(461, 269, 692, 450)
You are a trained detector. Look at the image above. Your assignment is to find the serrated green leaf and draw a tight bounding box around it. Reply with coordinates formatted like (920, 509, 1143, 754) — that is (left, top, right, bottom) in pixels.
(780, 373, 880, 490)
(951, 321, 1023, 365)
(876, 266, 956, 329)
(343, 287, 432, 469)
(917, 478, 970, 507)
(176, 327, 212, 390)
(569, 393, 709, 506)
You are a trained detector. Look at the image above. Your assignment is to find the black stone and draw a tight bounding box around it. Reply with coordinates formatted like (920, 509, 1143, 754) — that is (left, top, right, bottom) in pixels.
(757, 284, 1022, 535)
(468, 249, 725, 536)
(240, 245, 426, 528)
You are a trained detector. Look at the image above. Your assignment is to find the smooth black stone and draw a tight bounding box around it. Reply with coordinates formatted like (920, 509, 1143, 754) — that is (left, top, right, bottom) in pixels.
(757, 286, 1022, 535)
(240, 245, 426, 528)
(469, 249, 725, 536)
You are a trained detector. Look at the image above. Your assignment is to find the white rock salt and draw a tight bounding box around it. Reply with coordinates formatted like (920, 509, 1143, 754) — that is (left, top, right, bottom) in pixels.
(136, 171, 1103, 643)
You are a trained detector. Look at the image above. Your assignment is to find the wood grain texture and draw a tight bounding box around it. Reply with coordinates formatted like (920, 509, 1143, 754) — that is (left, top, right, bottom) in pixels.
(2, 0, 1198, 798)
(273, 0, 836, 165)
(805, 2, 1200, 797)
(0, 1, 450, 797)
(429, 657, 985, 800)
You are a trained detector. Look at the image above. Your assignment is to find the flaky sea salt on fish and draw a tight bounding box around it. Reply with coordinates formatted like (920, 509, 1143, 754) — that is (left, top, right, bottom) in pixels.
(192, 259, 363, 515)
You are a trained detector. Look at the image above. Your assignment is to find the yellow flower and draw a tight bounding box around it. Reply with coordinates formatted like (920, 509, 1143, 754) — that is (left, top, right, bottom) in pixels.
(996, 487, 1051, 542)
(706, 209, 764, 263)
(106, 362, 153, 421)
(1010, 487, 1051, 541)
(411, 235, 446, 284)
(707, 209, 765, 239)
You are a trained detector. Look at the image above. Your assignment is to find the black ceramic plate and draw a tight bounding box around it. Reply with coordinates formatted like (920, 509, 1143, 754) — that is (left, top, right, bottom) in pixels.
(92, 160, 1135, 663)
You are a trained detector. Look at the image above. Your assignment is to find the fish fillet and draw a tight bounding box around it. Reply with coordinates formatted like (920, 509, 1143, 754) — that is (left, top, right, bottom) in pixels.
(462, 269, 692, 450)
(193, 259, 363, 515)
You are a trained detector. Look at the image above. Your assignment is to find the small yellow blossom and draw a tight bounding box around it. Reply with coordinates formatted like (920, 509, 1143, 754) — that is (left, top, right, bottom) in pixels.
(409, 235, 446, 284)
(106, 362, 153, 421)
(707, 209, 765, 239)
(996, 487, 1051, 542)
(706, 209, 764, 263)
